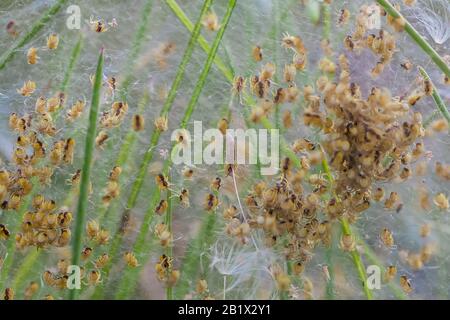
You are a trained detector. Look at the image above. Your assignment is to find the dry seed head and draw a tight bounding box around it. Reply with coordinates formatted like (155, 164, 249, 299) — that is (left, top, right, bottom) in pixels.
(202, 11, 220, 31)
(67, 100, 85, 121)
(94, 253, 110, 269)
(27, 47, 39, 65)
(46, 33, 59, 49)
(338, 8, 350, 26)
(204, 193, 219, 211)
(43, 270, 55, 286)
(252, 45, 263, 62)
(95, 131, 109, 148)
(0, 224, 10, 240)
(17, 80, 36, 96)
(155, 174, 169, 190)
(380, 228, 395, 248)
(223, 205, 237, 220)
(211, 177, 222, 191)
(423, 79, 433, 96)
(3, 288, 14, 300)
(90, 18, 108, 33)
(292, 53, 307, 70)
(283, 64, 296, 83)
(96, 229, 110, 245)
(154, 116, 168, 132)
(217, 118, 228, 135)
(81, 247, 93, 260)
(340, 234, 356, 252)
(260, 63, 276, 82)
(384, 265, 397, 283)
(196, 279, 208, 295)
(433, 193, 449, 210)
(124, 251, 139, 268)
(155, 199, 168, 215)
(384, 192, 400, 210)
(232, 76, 246, 95)
(86, 220, 99, 239)
(281, 33, 305, 53)
(179, 188, 190, 208)
(182, 166, 194, 179)
(109, 166, 122, 181)
(88, 270, 101, 285)
(132, 114, 145, 131)
(400, 275, 412, 294)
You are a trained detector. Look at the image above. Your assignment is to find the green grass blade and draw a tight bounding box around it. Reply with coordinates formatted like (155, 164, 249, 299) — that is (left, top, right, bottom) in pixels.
(321, 151, 373, 300)
(165, 0, 234, 82)
(377, 0, 450, 78)
(118, 0, 154, 100)
(90, 0, 215, 299)
(418, 66, 450, 131)
(0, 179, 37, 291)
(60, 34, 83, 94)
(340, 218, 373, 300)
(10, 249, 40, 295)
(355, 230, 407, 299)
(0, 0, 68, 71)
(5, 35, 86, 293)
(113, 0, 237, 299)
(175, 212, 217, 299)
(69, 49, 104, 300)
(126, 0, 213, 212)
(165, 177, 174, 300)
(169, 6, 376, 300)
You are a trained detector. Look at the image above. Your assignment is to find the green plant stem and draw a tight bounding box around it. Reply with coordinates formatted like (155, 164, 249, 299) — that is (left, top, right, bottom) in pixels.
(0, 179, 37, 291)
(60, 34, 83, 94)
(6, 35, 87, 294)
(93, 0, 216, 299)
(125, 0, 213, 212)
(170, 3, 376, 300)
(165, 0, 234, 82)
(322, 2, 331, 40)
(418, 66, 450, 131)
(377, 0, 450, 78)
(10, 249, 40, 296)
(173, 99, 232, 298)
(340, 218, 373, 300)
(69, 49, 104, 300)
(175, 213, 217, 299)
(119, 0, 154, 100)
(112, 0, 237, 299)
(321, 3, 335, 299)
(165, 180, 173, 300)
(321, 154, 373, 300)
(98, 92, 150, 223)
(0, 0, 68, 71)
(356, 232, 407, 300)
